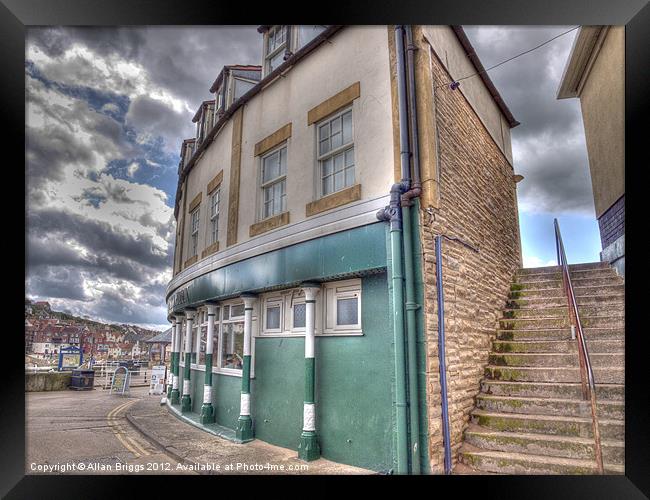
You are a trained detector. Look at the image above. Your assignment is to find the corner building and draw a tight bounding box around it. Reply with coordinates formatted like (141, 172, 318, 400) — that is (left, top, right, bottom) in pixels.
(166, 25, 522, 474)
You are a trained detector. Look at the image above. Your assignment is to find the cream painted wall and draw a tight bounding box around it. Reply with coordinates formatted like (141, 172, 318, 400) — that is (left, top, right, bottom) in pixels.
(421, 25, 514, 165)
(578, 26, 625, 218)
(236, 26, 395, 243)
(182, 119, 234, 261)
(178, 26, 396, 263)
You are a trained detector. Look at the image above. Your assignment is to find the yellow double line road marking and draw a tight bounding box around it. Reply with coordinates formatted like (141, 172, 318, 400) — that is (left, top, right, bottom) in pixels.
(107, 400, 151, 458)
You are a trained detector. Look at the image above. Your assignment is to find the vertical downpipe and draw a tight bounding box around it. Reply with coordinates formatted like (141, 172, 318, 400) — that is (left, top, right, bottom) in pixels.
(435, 236, 452, 474)
(389, 198, 409, 474)
(403, 25, 422, 474)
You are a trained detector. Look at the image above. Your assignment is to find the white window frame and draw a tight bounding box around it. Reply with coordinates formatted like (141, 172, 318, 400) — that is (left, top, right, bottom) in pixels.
(189, 207, 200, 257)
(316, 107, 355, 198)
(262, 295, 284, 334)
(264, 25, 288, 75)
(260, 143, 287, 220)
(323, 279, 362, 334)
(209, 188, 220, 245)
(215, 301, 256, 377)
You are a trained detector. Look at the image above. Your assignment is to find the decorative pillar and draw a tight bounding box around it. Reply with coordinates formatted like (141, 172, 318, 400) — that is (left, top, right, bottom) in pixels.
(200, 302, 218, 424)
(181, 309, 196, 413)
(236, 294, 257, 442)
(170, 314, 183, 404)
(298, 283, 320, 461)
(167, 318, 176, 399)
(193, 310, 202, 364)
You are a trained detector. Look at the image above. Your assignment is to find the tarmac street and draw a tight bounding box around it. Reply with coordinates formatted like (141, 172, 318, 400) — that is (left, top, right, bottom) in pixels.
(26, 386, 370, 475)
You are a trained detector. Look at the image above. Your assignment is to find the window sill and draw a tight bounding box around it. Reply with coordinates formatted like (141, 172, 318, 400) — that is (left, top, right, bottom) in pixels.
(256, 331, 364, 338)
(183, 255, 198, 269)
(305, 184, 361, 217)
(201, 241, 220, 259)
(249, 211, 290, 237)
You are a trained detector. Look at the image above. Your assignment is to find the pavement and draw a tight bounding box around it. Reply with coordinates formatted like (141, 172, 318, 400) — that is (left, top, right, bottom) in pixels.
(26, 386, 371, 475)
(126, 394, 371, 475)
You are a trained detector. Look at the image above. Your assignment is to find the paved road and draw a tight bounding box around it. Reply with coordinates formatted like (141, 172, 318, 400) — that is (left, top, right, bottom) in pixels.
(26, 387, 192, 475)
(27, 386, 371, 475)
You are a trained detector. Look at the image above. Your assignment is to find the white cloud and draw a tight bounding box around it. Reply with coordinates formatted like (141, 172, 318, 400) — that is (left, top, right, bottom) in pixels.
(522, 255, 558, 268)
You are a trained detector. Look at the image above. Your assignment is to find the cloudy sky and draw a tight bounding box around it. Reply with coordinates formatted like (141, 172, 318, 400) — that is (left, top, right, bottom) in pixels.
(25, 25, 601, 330)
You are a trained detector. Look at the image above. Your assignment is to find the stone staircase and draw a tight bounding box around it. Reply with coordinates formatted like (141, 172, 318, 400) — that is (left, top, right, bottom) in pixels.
(457, 262, 625, 475)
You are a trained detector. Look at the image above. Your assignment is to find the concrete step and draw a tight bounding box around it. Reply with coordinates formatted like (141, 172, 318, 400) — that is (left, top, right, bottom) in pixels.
(496, 327, 624, 341)
(484, 365, 624, 384)
(510, 284, 624, 299)
(480, 380, 624, 401)
(470, 410, 624, 440)
(500, 315, 623, 330)
(464, 427, 624, 464)
(475, 394, 624, 419)
(514, 276, 619, 291)
(517, 263, 609, 276)
(487, 352, 624, 369)
(515, 268, 616, 283)
(459, 448, 624, 475)
(507, 295, 624, 309)
(502, 304, 624, 319)
(491, 339, 624, 354)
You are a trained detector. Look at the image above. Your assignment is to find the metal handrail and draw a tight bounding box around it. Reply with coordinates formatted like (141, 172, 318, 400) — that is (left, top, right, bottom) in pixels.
(554, 219, 604, 474)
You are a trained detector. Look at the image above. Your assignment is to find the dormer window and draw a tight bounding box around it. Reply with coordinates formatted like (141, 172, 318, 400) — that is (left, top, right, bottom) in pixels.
(265, 25, 288, 74)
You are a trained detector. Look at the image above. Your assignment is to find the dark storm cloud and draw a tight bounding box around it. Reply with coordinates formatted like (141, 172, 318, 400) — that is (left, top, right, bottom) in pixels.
(28, 268, 91, 302)
(29, 208, 170, 270)
(463, 26, 594, 215)
(25, 26, 263, 328)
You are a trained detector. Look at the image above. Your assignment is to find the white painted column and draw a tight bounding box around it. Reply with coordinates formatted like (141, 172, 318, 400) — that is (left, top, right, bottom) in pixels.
(167, 318, 176, 397)
(236, 294, 257, 442)
(181, 309, 196, 412)
(194, 309, 203, 363)
(200, 302, 218, 424)
(170, 314, 183, 404)
(298, 284, 320, 461)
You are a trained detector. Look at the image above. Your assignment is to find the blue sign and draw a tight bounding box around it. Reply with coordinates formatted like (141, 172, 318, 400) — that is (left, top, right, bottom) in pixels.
(58, 346, 83, 371)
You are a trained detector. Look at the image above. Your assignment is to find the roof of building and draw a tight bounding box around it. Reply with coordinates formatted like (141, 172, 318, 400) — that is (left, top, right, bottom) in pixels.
(192, 100, 215, 123)
(556, 26, 608, 99)
(450, 26, 519, 128)
(209, 65, 262, 93)
(145, 328, 172, 344)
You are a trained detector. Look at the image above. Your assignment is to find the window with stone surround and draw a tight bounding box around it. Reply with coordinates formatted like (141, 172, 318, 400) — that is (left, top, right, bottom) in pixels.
(317, 108, 355, 197)
(260, 144, 287, 219)
(189, 207, 200, 257)
(209, 188, 220, 245)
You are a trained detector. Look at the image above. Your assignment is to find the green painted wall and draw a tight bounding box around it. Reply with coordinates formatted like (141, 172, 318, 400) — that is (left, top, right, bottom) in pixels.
(317, 272, 394, 471)
(168, 223, 387, 314)
(187, 272, 395, 472)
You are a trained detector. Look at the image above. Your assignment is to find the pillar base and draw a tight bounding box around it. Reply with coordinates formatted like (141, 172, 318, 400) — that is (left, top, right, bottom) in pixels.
(181, 394, 192, 413)
(170, 389, 180, 405)
(236, 415, 254, 442)
(200, 403, 215, 424)
(298, 431, 320, 461)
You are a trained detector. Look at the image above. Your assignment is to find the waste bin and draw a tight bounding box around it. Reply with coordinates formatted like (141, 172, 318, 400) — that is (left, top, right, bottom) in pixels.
(70, 369, 95, 390)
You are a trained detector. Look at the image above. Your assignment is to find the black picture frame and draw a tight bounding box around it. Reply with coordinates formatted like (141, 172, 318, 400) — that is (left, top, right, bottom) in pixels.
(5, 1, 648, 497)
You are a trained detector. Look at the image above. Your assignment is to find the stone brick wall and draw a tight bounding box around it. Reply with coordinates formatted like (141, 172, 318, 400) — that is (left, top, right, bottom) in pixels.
(419, 48, 522, 473)
(598, 194, 624, 248)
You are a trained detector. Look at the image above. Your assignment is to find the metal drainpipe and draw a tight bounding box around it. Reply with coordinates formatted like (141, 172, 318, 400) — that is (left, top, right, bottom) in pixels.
(376, 184, 409, 474)
(401, 25, 422, 474)
(435, 235, 453, 474)
(376, 25, 423, 474)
